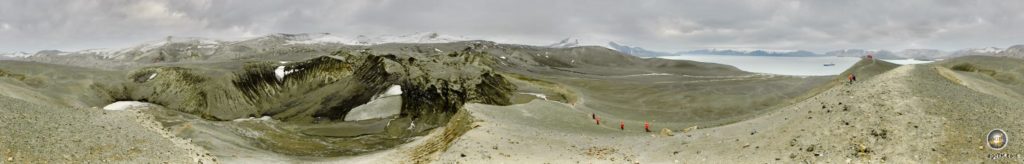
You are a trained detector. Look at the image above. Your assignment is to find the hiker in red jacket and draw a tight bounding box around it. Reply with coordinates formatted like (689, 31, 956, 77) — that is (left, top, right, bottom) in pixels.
(644, 121, 651, 132)
(848, 74, 856, 84)
(620, 121, 624, 130)
(595, 115, 600, 125)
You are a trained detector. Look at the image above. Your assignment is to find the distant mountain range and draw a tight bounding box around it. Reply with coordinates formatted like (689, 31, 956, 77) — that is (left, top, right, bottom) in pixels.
(605, 42, 818, 57)
(823, 47, 1011, 60)
(0, 32, 475, 60)
(599, 41, 1024, 60)
(684, 48, 818, 57)
(606, 42, 675, 57)
(5, 33, 1024, 61)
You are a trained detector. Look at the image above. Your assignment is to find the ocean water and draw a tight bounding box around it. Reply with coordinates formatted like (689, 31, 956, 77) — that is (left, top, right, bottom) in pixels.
(659, 54, 932, 76)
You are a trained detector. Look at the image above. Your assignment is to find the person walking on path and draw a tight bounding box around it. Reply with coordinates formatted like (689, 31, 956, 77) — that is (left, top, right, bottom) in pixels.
(644, 121, 651, 132)
(620, 121, 624, 130)
(848, 74, 857, 84)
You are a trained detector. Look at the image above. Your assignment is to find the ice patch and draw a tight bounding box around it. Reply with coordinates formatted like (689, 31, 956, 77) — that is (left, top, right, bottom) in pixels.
(381, 85, 403, 97)
(275, 66, 286, 80)
(232, 116, 273, 122)
(344, 96, 402, 121)
(102, 101, 157, 110)
(274, 65, 301, 81)
(521, 92, 548, 100)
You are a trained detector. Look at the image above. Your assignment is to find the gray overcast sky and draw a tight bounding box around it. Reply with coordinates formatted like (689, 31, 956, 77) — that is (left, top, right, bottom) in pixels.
(1, 0, 1023, 52)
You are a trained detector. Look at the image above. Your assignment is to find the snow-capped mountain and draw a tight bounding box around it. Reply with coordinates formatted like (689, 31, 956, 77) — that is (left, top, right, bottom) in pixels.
(274, 32, 472, 45)
(968, 47, 1002, 53)
(279, 33, 361, 45)
(0, 52, 32, 58)
(951, 47, 1002, 57)
(605, 42, 820, 57)
(272, 32, 471, 45)
(547, 38, 580, 48)
(995, 45, 1024, 58)
(826, 47, 1008, 60)
(606, 42, 674, 57)
(683, 48, 818, 56)
(2, 32, 474, 59)
(366, 32, 470, 44)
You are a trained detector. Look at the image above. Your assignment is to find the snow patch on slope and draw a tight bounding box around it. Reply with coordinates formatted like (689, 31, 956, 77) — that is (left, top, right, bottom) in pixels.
(103, 101, 158, 110)
(381, 85, 403, 97)
(274, 65, 301, 81)
(520, 92, 548, 100)
(368, 85, 403, 100)
(233, 116, 273, 122)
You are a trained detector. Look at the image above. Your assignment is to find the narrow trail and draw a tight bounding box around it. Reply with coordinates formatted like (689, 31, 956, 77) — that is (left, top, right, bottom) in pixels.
(432, 64, 955, 163)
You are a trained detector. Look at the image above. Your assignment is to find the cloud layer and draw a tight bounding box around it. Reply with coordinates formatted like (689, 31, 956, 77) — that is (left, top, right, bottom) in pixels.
(1, 0, 1023, 52)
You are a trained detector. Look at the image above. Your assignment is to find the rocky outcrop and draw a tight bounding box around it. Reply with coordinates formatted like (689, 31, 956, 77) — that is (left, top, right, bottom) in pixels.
(97, 46, 515, 126)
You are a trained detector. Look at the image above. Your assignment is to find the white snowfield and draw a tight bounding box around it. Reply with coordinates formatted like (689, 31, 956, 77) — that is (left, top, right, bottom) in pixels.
(964, 47, 1002, 53)
(346, 85, 405, 121)
(274, 66, 301, 81)
(520, 92, 548, 100)
(102, 101, 158, 110)
(379, 85, 403, 98)
(232, 116, 273, 122)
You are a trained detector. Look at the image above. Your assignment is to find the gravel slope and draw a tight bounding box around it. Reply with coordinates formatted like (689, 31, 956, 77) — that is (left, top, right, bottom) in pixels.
(0, 95, 216, 163)
(432, 59, 1024, 163)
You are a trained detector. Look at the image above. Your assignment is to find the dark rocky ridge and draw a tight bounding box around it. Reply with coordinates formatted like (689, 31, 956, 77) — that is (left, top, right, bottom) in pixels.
(98, 47, 516, 126)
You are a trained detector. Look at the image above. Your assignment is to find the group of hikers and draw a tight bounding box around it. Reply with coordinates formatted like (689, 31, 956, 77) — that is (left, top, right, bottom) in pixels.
(593, 113, 651, 132)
